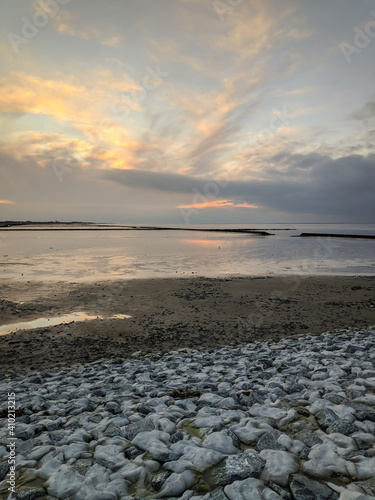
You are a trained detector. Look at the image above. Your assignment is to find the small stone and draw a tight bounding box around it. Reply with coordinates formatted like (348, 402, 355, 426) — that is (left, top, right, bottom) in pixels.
(211, 450, 265, 487)
(124, 445, 143, 460)
(151, 471, 171, 492)
(103, 423, 121, 437)
(125, 417, 155, 440)
(315, 408, 339, 430)
(14, 487, 46, 500)
(257, 430, 284, 451)
(290, 474, 339, 499)
(106, 402, 121, 414)
(326, 419, 356, 436)
(248, 391, 267, 406)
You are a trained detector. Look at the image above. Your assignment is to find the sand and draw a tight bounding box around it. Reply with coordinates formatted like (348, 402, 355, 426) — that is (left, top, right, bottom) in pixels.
(0, 275, 374, 373)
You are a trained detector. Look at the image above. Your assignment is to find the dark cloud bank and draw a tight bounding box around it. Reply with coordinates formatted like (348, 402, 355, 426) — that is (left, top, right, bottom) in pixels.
(104, 152, 375, 221)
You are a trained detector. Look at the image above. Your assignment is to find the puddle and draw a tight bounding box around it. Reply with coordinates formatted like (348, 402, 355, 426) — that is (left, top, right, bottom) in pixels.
(0, 312, 132, 335)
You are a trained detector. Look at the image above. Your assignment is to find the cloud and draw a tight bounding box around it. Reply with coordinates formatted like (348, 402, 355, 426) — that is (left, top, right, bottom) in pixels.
(347, 100, 375, 123)
(0, 200, 14, 204)
(104, 152, 375, 221)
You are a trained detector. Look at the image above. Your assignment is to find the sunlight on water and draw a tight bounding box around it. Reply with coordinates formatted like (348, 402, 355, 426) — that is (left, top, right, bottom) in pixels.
(0, 312, 132, 335)
(0, 224, 374, 281)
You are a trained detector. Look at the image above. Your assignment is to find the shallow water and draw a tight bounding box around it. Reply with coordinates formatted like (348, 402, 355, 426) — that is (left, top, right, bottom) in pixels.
(0, 223, 374, 281)
(0, 312, 132, 335)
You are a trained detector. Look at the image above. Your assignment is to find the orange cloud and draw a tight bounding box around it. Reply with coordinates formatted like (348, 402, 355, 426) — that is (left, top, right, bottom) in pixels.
(0, 70, 139, 125)
(178, 200, 259, 209)
(0, 200, 14, 204)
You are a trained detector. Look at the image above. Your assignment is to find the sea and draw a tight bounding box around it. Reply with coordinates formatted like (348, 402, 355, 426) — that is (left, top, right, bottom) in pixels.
(0, 223, 374, 281)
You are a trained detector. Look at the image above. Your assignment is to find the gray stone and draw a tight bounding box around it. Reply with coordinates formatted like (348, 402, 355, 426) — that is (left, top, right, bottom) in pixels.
(106, 402, 121, 414)
(355, 409, 375, 422)
(208, 489, 228, 500)
(0, 462, 10, 481)
(125, 417, 155, 440)
(124, 445, 143, 460)
(256, 430, 284, 451)
(353, 477, 375, 496)
(151, 471, 171, 492)
(268, 481, 292, 499)
(210, 449, 265, 487)
(88, 414, 102, 423)
(71, 458, 93, 476)
(324, 394, 345, 405)
(286, 384, 305, 394)
(103, 423, 121, 437)
(289, 474, 339, 500)
(315, 408, 339, 430)
(295, 432, 323, 449)
(248, 391, 267, 406)
(326, 419, 356, 435)
(15, 487, 46, 500)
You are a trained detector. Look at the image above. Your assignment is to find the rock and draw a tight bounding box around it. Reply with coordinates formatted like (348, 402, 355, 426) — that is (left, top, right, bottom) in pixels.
(249, 405, 288, 421)
(106, 402, 121, 414)
(210, 450, 265, 487)
(223, 477, 264, 500)
(231, 419, 272, 445)
(155, 470, 195, 498)
(131, 430, 172, 462)
(326, 420, 357, 436)
(303, 444, 349, 478)
(124, 445, 143, 460)
(257, 430, 284, 451)
(290, 474, 339, 499)
(268, 481, 292, 499)
(315, 408, 340, 430)
(125, 417, 155, 440)
(0, 461, 10, 481)
(151, 471, 171, 491)
(103, 423, 121, 437)
(15, 487, 46, 499)
(295, 432, 323, 448)
(260, 450, 298, 486)
(202, 431, 239, 455)
(44, 464, 84, 498)
(248, 391, 267, 406)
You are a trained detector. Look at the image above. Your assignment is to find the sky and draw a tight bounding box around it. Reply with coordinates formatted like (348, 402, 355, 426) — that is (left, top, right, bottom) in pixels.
(0, 0, 374, 224)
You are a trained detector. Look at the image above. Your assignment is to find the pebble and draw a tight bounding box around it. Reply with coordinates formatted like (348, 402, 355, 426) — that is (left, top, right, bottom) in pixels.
(0, 327, 374, 498)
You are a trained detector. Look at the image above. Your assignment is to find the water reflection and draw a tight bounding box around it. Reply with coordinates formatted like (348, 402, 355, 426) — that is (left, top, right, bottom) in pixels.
(0, 312, 132, 335)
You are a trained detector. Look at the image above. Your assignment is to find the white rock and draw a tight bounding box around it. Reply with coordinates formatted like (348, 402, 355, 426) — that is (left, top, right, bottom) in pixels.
(303, 444, 349, 478)
(248, 405, 288, 421)
(202, 431, 238, 455)
(94, 444, 126, 468)
(171, 441, 224, 472)
(231, 419, 273, 444)
(224, 477, 264, 500)
(155, 470, 195, 498)
(349, 456, 375, 480)
(131, 430, 171, 460)
(44, 464, 84, 499)
(260, 450, 298, 486)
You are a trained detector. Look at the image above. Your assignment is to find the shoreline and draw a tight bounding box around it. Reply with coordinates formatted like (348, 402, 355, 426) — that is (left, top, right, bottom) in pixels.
(0, 275, 374, 373)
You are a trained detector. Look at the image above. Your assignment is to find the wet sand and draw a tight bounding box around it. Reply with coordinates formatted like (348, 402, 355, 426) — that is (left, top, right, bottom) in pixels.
(0, 275, 374, 373)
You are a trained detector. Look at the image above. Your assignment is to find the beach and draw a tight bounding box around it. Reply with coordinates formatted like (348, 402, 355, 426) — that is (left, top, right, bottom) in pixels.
(0, 275, 374, 374)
